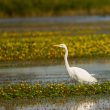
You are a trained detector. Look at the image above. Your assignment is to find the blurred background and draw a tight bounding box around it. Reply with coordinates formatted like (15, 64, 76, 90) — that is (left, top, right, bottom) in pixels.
(1, 1, 110, 110)
(0, 0, 110, 17)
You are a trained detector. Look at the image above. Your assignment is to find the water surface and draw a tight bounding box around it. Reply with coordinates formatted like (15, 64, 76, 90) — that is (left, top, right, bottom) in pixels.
(0, 58, 110, 110)
(0, 96, 110, 110)
(0, 58, 110, 84)
(0, 16, 110, 24)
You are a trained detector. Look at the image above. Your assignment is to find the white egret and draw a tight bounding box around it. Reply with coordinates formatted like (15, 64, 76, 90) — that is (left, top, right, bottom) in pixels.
(54, 44, 97, 84)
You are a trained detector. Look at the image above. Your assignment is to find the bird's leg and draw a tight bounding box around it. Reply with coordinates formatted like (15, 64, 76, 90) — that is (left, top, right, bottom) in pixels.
(70, 79, 77, 85)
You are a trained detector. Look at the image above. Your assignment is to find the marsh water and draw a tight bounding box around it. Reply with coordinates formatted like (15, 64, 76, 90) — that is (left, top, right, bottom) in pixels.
(1, 58, 110, 110)
(1, 16, 110, 35)
(0, 96, 110, 110)
(1, 16, 110, 24)
(0, 58, 110, 84)
(1, 16, 110, 110)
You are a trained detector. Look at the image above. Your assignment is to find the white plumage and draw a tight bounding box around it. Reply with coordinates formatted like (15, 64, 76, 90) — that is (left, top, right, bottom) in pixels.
(54, 44, 97, 84)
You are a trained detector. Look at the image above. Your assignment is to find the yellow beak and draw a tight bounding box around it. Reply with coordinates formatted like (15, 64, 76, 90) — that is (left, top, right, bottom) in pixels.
(53, 45, 59, 47)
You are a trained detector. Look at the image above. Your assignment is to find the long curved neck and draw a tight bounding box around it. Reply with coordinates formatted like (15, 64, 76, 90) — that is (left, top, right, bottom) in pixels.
(64, 47, 70, 69)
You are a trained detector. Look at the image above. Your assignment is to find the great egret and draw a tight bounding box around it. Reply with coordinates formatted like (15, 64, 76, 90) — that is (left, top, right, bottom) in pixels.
(54, 44, 97, 84)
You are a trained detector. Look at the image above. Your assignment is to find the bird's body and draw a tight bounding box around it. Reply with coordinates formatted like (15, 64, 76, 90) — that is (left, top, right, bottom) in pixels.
(67, 66, 97, 84)
(54, 44, 97, 84)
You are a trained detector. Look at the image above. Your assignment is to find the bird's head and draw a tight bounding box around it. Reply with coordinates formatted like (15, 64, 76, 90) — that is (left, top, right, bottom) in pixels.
(53, 44, 67, 49)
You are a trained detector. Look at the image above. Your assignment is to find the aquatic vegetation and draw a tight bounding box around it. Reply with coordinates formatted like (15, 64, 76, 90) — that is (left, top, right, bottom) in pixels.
(0, 82, 110, 99)
(0, 32, 110, 62)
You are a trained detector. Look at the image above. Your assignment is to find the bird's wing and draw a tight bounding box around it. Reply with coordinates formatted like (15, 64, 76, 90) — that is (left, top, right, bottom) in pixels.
(71, 67, 97, 83)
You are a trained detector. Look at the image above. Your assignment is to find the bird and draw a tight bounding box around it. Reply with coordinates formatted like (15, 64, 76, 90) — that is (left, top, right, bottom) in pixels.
(54, 44, 97, 84)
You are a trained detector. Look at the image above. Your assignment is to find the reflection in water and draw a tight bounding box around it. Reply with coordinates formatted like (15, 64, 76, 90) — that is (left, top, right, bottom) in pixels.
(70, 99, 110, 110)
(70, 101, 95, 110)
(0, 96, 110, 110)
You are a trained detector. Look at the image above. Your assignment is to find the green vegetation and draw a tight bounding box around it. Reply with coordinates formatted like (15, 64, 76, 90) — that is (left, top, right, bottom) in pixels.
(0, 0, 110, 17)
(0, 82, 110, 99)
(0, 32, 110, 62)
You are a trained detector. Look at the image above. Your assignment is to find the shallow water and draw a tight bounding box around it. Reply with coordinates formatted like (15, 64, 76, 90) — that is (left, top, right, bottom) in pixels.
(1, 16, 110, 35)
(0, 96, 110, 110)
(0, 16, 110, 24)
(0, 58, 110, 84)
(0, 58, 110, 110)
